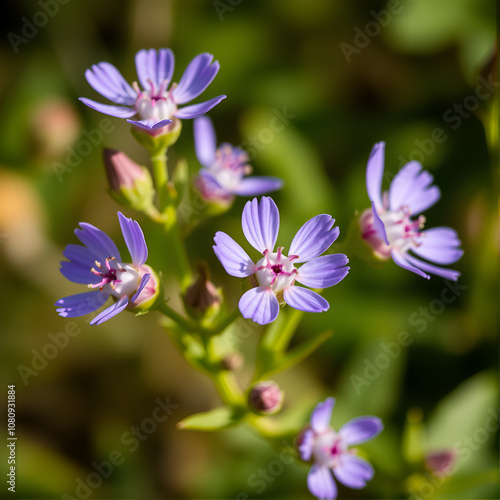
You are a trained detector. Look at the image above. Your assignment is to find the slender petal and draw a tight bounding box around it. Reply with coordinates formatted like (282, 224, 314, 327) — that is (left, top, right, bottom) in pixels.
(131, 273, 151, 302)
(366, 142, 385, 211)
(126, 118, 172, 131)
(307, 465, 337, 500)
(118, 212, 148, 266)
(284, 286, 329, 313)
(194, 116, 217, 168)
(90, 295, 129, 325)
(55, 291, 109, 318)
(239, 287, 280, 325)
(135, 48, 174, 91)
(213, 232, 255, 278)
(299, 429, 315, 461)
(174, 95, 226, 119)
(172, 53, 220, 104)
(60, 244, 100, 284)
(288, 215, 339, 263)
(232, 177, 284, 196)
(84, 63, 136, 105)
(310, 397, 335, 433)
(339, 416, 384, 445)
(242, 197, 279, 253)
(334, 455, 374, 489)
(75, 223, 121, 263)
(79, 98, 136, 118)
(391, 250, 430, 279)
(404, 253, 461, 281)
(296, 254, 349, 289)
(414, 227, 463, 265)
(371, 202, 389, 245)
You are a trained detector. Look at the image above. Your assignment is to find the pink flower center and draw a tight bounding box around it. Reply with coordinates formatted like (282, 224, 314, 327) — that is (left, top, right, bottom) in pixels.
(133, 79, 177, 122)
(88, 257, 141, 298)
(255, 247, 298, 293)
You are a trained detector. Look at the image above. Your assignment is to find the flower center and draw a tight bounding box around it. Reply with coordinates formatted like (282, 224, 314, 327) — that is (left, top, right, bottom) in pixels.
(312, 430, 346, 468)
(88, 257, 141, 298)
(212, 144, 251, 190)
(255, 248, 298, 293)
(133, 80, 177, 122)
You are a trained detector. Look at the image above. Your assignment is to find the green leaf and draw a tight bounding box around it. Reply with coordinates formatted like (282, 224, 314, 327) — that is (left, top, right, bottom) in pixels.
(177, 406, 245, 431)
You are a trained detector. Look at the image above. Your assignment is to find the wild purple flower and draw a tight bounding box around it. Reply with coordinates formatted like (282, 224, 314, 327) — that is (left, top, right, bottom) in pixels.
(299, 398, 383, 500)
(55, 212, 156, 325)
(213, 197, 349, 325)
(361, 142, 463, 280)
(80, 48, 226, 133)
(193, 116, 283, 202)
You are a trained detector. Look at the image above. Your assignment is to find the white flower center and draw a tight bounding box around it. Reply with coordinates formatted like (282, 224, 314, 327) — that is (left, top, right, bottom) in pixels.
(312, 429, 346, 468)
(379, 208, 425, 253)
(255, 248, 297, 293)
(211, 145, 251, 191)
(89, 258, 141, 298)
(134, 80, 177, 122)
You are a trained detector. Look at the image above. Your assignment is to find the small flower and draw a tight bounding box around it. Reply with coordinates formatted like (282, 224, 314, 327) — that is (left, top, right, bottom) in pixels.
(425, 449, 456, 476)
(248, 380, 284, 415)
(213, 197, 349, 325)
(55, 212, 158, 325)
(193, 116, 283, 203)
(80, 48, 226, 133)
(361, 142, 463, 280)
(299, 398, 383, 500)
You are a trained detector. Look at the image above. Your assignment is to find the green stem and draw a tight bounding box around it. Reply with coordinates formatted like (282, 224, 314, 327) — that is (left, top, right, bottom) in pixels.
(151, 149, 169, 211)
(210, 308, 241, 335)
(273, 308, 304, 352)
(157, 300, 197, 332)
(211, 370, 244, 406)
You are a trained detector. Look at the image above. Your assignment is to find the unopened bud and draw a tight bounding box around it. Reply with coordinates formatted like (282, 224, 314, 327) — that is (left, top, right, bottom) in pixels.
(248, 381, 283, 415)
(425, 450, 456, 476)
(221, 352, 243, 371)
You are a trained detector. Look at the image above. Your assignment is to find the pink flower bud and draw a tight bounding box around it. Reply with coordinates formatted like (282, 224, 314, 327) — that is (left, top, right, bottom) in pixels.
(248, 381, 283, 415)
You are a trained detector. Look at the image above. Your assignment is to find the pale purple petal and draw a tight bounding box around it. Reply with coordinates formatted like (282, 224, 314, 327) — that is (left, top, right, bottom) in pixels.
(84, 63, 136, 105)
(296, 254, 349, 289)
(232, 177, 284, 196)
(194, 116, 217, 167)
(238, 287, 280, 325)
(90, 295, 129, 326)
(366, 142, 385, 211)
(310, 397, 335, 433)
(131, 273, 150, 303)
(404, 253, 461, 281)
(242, 197, 279, 253)
(391, 250, 430, 279)
(117, 212, 148, 266)
(299, 429, 315, 461)
(288, 215, 339, 263)
(126, 118, 172, 131)
(79, 98, 136, 118)
(172, 53, 220, 104)
(60, 244, 100, 284)
(307, 465, 337, 500)
(371, 202, 389, 245)
(334, 455, 374, 489)
(413, 227, 463, 265)
(75, 223, 121, 263)
(284, 286, 329, 313)
(213, 232, 255, 278)
(339, 416, 383, 445)
(55, 291, 109, 318)
(174, 96, 226, 120)
(195, 169, 231, 200)
(135, 48, 174, 90)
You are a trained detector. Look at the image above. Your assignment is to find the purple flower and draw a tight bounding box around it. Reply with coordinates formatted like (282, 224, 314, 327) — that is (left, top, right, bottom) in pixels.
(213, 197, 349, 325)
(55, 212, 156, 325)
(193, 116, 283, 202)
(80, 49, 226, 133)
(299, 398, 383, 500)
(361, 142, 463, 280)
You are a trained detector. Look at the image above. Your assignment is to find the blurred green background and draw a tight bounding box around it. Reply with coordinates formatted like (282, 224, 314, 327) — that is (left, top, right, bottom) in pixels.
(0, 0, 498, 498)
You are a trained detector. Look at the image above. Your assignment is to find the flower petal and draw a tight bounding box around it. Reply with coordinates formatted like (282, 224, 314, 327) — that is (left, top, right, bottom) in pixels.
(288, 215, 339, 263)
(194, 115, 217, 167)
(366, 142, 385, 211)
(90, 295, 129, 326)
(135, 48, 174, 91)
(213, 232, 255, 278)
(242, 197, 279, 253)
(296, 254, 349, 289)
(60, 244, 100, 284)
(238, 287, 279, 325)
(299, 428, 315, 461)
(75, 223, 121, 263)
(126, 118, 172, 131)
(413, 227, 463, 265)
(79, 98, 136, 118)
(404, 253, 461, 281)
(174, 95, 226, 119)
(117, 212, 148, 266)
(172, 53, 220, 104)
(84, 62, 136, 105)
(283, 286, 329, 313)
(55, 291, 109, 318)
(391, 249, 430, 279)
(334, 455, 374, 489)
(310, 397, 335, 433)
(307, 465, 337, 500)
(371, 201, 389, 245)
(339, 416, 384, 445)
(232, 176, 284, 196)
(131, 273, 150, 303)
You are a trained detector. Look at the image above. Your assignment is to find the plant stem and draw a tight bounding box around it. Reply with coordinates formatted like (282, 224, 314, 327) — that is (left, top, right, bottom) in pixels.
(157, 300, 197, 332)
(151, 148, 169, 211)
(272, 308, 304, 352)
(211, 370, 244, 406)
(210, 308, 241, 335)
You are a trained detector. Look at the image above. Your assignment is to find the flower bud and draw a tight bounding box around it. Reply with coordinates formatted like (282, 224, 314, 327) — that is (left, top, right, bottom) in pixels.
(102, 149, 156, 213)
(425, 450, 456, 476)
(221, 352, 243, 371)
(248, 381, 284, 415)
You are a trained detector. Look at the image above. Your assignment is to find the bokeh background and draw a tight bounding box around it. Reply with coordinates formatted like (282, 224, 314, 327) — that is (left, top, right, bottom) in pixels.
(0, 0, 498, 498)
